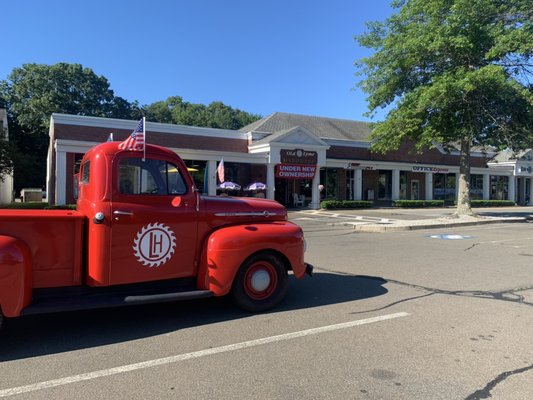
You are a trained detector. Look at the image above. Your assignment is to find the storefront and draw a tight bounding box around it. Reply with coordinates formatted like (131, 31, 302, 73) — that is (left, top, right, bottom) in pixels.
(46, 112, 533, 207)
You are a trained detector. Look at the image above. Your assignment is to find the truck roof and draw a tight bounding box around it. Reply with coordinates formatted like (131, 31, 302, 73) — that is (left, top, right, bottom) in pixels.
(83, 142, 179, 160)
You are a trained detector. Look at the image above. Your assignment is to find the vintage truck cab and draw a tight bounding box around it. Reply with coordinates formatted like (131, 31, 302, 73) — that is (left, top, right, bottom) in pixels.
(0, 142, 312, 329)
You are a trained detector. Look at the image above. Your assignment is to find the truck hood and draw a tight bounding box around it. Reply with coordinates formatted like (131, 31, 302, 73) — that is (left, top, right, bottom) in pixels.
(200, 195, 287, 228)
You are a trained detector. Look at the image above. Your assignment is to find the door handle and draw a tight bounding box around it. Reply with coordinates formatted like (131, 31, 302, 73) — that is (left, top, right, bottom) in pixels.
(113, 210, 134, 220)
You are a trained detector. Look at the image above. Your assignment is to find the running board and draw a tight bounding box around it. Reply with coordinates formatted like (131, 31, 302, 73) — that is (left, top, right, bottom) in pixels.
(21, 289, 214, 316)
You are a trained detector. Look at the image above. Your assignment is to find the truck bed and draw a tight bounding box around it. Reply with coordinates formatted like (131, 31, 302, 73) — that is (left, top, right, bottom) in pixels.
(0, 209, 85, 288)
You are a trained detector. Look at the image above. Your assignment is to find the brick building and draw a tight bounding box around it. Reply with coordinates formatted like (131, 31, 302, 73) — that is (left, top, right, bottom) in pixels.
(47, 112, 533, 208)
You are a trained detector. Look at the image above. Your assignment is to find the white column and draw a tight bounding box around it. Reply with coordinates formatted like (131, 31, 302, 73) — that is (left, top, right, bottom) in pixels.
(310, 172, 321, 210)
(455, 173, 460, 202)
(355, 169, 363, 200)
(55, 150, 67, 205)
(266, 164, 275, 200)
(528, 178, 533, 206)
(425, 173, 433, 200)
(520, 177, 527, 205)
(483, 174, 490, 200)
(508, 176, 516, 203)
(207, 160, 217, 196)
(392, 169, 400, 201)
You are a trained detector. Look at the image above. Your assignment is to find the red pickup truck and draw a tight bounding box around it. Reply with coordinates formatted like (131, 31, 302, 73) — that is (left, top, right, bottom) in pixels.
(0, 142, 312, 329)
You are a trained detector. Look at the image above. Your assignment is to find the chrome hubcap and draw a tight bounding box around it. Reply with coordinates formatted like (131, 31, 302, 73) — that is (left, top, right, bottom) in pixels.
(250, 269, 271, 292)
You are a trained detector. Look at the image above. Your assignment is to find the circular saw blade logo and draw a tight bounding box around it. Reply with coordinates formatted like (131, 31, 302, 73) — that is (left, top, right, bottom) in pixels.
(133, 223, 176, 267)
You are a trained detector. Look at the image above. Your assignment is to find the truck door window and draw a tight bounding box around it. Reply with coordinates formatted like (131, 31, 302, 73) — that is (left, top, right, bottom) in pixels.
(119, 158, 187, 196)
(80, 161, 90, 184)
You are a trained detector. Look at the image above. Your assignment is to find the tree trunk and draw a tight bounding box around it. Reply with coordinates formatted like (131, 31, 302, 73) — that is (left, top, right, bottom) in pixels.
(454, 137, 475, 216)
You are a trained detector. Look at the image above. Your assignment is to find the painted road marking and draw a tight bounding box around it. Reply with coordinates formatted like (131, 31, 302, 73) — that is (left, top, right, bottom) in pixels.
(429, 234, 473, 240)
(0, 312, 409, 398)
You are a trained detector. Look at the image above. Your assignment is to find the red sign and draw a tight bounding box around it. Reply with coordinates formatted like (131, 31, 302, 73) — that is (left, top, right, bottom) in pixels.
(275, 164, 317, 179)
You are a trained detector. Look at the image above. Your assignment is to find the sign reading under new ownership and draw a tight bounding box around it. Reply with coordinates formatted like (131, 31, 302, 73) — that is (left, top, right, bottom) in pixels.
(275, 164, 317, 179)
(277, 149, 318, 179)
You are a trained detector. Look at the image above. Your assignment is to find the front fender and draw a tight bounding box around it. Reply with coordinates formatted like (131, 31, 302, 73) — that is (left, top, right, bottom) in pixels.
(197, 222, 306, 296)
(0, 235, 32, 317)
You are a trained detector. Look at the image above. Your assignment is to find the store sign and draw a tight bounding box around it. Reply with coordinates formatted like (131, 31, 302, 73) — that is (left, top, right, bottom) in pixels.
(412, 166, 449, 173)
(280, 149, 317, 165)
(275, 164, 317, 179)
(517, 163, 533, 175)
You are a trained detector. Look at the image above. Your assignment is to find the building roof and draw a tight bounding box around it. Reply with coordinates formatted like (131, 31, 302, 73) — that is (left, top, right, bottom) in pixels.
(489, 148, 533, 163)
(240, 112, 372, 141)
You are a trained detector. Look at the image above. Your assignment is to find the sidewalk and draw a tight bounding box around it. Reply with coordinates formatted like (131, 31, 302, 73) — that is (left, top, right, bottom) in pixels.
(293, 206, 533, 232)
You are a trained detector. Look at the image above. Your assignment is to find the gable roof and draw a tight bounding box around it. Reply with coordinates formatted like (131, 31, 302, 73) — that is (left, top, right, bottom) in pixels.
(240, 112, 372, 141)
(489, 149, 533, 163)
(250, 126, 329, 148)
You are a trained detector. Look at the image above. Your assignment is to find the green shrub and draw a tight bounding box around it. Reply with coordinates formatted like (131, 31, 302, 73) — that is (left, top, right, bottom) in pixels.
(393, 200, 445, 208)
(320, 200, 373, 209)
(470, 200, 515, 207)
(1, 202, 76, 210)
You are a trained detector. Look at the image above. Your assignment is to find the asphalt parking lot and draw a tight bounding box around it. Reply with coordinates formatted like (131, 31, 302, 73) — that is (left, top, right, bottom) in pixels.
(0, 208, 532, 399)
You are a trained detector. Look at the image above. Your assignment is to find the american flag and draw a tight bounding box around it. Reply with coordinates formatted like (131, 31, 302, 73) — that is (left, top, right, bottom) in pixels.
(217, 158, 225, 183)
(118, 118, 145, 151)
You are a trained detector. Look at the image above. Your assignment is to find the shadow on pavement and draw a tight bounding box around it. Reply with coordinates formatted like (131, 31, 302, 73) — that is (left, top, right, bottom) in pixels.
(0, 272, 387, 361)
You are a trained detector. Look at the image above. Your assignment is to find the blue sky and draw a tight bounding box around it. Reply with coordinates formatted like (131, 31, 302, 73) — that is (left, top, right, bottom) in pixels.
(1, 0, 395, 122)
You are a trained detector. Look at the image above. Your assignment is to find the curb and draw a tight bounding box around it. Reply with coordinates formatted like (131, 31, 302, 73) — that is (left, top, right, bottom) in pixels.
(350, 217, 528, 232)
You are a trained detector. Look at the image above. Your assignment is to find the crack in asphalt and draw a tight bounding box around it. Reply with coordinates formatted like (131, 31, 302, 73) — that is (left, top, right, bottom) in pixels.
(315, 267, 533, 310)
(464, 363, 533, 400)
(383, 278, 533, 308)
(314, 268, 533, 398)
(463, 236, 533, 252)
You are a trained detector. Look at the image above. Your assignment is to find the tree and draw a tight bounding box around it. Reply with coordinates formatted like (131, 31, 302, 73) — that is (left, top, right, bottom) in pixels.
(0, 63, 138, 192)
(356, 0, 533, 215)
(144, 96, 261, 130)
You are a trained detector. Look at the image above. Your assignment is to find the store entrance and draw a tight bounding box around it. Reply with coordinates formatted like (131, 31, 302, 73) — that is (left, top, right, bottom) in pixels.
(275, 179, 312, 208)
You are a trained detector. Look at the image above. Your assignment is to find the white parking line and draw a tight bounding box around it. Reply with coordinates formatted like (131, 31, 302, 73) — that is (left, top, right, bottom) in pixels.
(0, 312, 409, 398)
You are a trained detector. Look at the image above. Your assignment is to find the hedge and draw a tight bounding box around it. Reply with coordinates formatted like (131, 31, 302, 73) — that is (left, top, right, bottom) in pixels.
(1, 202, 77, 210)
(469, 200, 515, 207)
(320, 200, 373, 209)
(393, 200, 445, 208)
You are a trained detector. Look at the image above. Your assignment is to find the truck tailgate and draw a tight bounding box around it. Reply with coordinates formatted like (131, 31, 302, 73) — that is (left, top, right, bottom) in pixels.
(0, 209, 85, 288)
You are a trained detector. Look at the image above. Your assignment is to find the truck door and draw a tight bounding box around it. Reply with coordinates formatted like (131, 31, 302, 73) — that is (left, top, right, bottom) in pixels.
(109, 154, 198, 285)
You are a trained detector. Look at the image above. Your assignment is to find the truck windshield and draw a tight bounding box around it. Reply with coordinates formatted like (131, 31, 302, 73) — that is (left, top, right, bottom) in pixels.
(118, 158, 187, 196)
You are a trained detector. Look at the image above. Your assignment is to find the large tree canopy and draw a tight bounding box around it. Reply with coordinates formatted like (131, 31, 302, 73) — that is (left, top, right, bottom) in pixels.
(356, 0, 533, 215)
(0, 63, 141, 192)
(0, 63, 260, 195)
(144, 96, 261, 130)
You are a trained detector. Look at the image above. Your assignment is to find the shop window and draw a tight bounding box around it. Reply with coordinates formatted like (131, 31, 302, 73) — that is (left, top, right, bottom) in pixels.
(378, 170, 392, 200)
(434, 173, 456, 203)
(400, 171, 407, 200)
(470, 174, 484, 200)
(184, 160, 207, 193)
(490, 176, 508, 200)
(346, 170, 354, 200)
(320, 168, 338, 200)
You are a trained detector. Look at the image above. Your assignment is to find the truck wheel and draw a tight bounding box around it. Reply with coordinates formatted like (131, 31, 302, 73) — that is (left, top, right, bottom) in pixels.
(231, 252, 289, 312)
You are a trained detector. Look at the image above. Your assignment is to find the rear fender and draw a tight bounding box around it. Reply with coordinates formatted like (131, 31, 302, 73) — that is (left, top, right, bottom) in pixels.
(197, 222, 305, 296)
(0, 236, 32, 317)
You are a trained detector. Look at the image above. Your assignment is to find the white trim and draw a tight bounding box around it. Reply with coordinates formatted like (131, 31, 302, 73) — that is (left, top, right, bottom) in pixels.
(54, 143, 67, 205)
(52, 139, 268, 165)
(51, 114, 247, 140)
(323, 138, 371, 148)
